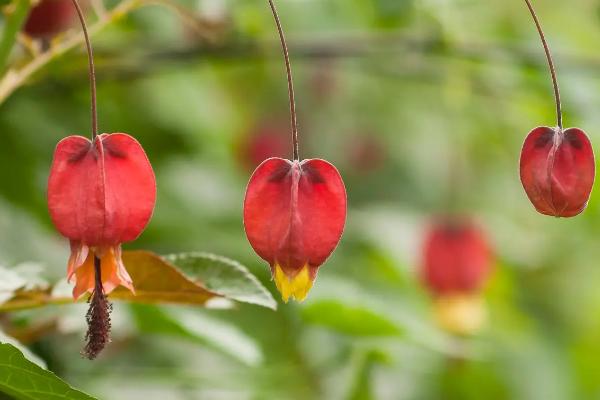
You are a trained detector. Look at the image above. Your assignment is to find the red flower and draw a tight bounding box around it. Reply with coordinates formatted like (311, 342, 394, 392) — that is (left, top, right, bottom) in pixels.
(24, 0, 77, 38)
(520, 127, 595, 217)
(244, 158, 346, 302)
(421, 219, 492, 296)
(48, 133, 156, 299)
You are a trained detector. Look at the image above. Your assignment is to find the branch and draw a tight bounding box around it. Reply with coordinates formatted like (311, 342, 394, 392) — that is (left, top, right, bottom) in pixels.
(0, 0, 33, 75)
(0, 0, 139, 105)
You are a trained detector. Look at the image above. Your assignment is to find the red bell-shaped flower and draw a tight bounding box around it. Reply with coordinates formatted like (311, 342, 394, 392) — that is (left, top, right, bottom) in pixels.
(24, 0, 77, 38)
(520, 127, 595, 217)
(421, 219, 493, 335)
(421, 219, 492, 296)
(48, 133, 156, 299)
(244, 158, 346, 302)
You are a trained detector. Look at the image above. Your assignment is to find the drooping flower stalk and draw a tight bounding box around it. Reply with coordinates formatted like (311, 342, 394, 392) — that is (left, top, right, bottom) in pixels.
(268, 0, 298, 160)
(523, 0, 561, 130)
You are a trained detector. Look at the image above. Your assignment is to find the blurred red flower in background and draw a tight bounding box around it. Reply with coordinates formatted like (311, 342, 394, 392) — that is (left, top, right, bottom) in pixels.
(420, 217, 493, 335)
(24, 0, 77, 38)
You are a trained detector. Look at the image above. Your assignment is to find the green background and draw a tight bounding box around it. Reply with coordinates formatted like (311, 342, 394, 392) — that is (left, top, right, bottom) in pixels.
(2, 0, 600, 398)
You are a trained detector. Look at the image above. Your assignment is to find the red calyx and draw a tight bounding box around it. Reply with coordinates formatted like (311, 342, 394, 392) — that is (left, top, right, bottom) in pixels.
(48, 133, 156, 298)
(421, 219, 492, 296)
(243, 157, 347, 302)
(24, 0, 77, 38)
(520, 126, 595, 217)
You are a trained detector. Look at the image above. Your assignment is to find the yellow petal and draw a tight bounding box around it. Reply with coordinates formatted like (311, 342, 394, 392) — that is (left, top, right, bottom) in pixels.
(433, 293, 486, 336)
(273, 264, 313, 303)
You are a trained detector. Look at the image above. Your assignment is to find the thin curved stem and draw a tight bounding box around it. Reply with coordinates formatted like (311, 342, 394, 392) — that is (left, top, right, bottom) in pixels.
(267, 0, 299, 160)
(71, 0, 98, 139)
(524, 0, 562, 130)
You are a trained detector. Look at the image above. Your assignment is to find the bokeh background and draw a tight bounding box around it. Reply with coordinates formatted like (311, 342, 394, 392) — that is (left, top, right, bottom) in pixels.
(2, 0, 600, 398)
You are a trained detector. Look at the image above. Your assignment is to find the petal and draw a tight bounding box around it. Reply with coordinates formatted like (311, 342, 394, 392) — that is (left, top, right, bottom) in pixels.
(433, 294, 486, 336)
(549, 128, 595, 216)
(73, 251, 95, 299)
(520, 126, 595, 217)
(243, 158, 347, 274)
(71, 246, 135, 299)
(101, 134, 157, 243)
(94, 245, 134, 295)
(105, 245, 135, 295)
(273, 264, 313, 303)
(48, 136, 104, 245)
(48, 133, 156, 246)
(67, 240, 89, 281)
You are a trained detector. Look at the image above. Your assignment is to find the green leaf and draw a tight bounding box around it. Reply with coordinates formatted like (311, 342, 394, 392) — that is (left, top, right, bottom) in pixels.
(131, 304, 263, 366)
(346, 350, 390, 400)
(0, 343, 96, 400)
(165, 252, 277, 310)
(301, 300, 403, 337)
(0, 331, 46, 369)
(111, 251, 218, 305)
(0, 251, 275, 311)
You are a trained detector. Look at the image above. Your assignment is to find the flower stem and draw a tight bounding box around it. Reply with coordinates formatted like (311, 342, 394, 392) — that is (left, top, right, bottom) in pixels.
(523, 0, 562, 130)
(267, 0, 299, 160)
(70, 0, 98, 139)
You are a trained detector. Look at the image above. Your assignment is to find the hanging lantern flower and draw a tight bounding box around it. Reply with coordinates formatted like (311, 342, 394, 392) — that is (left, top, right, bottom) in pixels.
(47, 0, 156, 359)
(420, 218, 493, 335)
(519, 0, 595, 217)
(243, 0, 347, 302)
(48, 133, 156, 300)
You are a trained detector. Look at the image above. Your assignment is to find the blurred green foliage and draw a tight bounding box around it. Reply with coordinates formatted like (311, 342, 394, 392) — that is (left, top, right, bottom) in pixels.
(2, 0, 600, 398)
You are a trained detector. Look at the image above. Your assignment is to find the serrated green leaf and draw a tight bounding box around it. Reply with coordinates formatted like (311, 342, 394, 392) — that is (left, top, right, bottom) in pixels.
(0, 251, 275, 311)
(0, 331, 46, 369)
(0, 343, 96, 400)
(302, 300, 403, 337)
(111, 251, 218, 305)
(165, 252, 277, 310)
